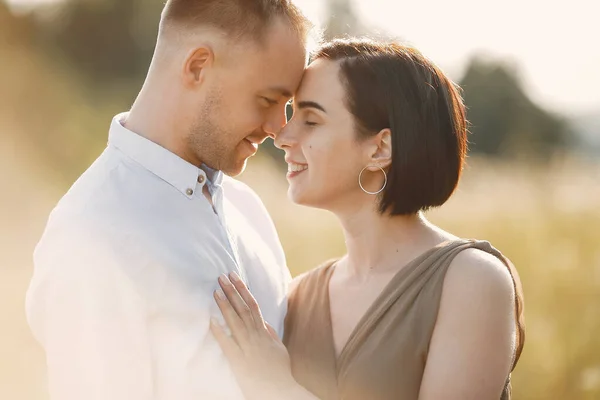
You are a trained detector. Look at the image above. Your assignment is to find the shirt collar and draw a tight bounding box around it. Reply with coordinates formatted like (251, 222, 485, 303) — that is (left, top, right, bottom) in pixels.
(201, 163, 224, 188)
(108, 113, 223, 197)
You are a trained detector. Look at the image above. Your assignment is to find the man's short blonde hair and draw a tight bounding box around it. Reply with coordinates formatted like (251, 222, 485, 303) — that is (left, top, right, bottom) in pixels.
(161, 0, 313, 45)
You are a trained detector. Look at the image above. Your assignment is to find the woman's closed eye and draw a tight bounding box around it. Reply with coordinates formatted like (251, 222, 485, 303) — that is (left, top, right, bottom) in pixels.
(304, 121, 318, 127)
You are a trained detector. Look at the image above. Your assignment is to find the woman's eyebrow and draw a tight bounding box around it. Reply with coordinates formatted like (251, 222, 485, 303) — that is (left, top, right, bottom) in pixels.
(296, 101, 327, 113)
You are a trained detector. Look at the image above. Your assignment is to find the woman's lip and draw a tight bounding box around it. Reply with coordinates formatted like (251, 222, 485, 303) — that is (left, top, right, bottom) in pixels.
(287, 168, 308, 179)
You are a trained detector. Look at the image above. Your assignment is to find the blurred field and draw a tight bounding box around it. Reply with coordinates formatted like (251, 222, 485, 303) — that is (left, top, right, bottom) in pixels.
(241, 154, 600, 400)
(1, 2, 600, 398)
(2, 131, 600, 399)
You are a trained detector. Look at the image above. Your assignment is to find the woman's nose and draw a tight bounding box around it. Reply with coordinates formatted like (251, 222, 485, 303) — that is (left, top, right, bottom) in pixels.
(274, 121, 296, 150)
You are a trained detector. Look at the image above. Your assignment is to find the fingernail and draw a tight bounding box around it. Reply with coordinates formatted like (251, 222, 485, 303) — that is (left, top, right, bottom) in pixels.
(215, 289, 226, 300)
(230, 272, 241, 283)
(218, 274, 230, 285)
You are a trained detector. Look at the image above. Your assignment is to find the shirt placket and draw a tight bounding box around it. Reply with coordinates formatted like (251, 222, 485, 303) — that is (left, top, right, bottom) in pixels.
(201, 174, 246, 284)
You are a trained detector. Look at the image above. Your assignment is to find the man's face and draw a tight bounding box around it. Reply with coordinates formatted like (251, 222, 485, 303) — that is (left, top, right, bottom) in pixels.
(188, 19, 307, 176)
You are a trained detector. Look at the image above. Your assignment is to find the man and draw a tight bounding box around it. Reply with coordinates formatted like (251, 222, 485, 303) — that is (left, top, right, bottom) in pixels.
(26, 1, 311, 399)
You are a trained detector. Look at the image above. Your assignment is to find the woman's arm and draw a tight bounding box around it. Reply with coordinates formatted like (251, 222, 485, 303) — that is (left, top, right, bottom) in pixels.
(418, 249, 517, 400)
(210, 272, 320, 400)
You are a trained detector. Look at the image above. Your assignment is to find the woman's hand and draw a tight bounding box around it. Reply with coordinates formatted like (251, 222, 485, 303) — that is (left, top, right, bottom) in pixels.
(209, 272, 298, 400)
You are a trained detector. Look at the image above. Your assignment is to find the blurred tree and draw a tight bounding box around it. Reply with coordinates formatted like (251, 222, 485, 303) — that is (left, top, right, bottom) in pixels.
(460, 56, 571, 160)
(1, 0, 136, 185)
(324, 0, 368, 40)
(9, 0, 573, 165)
(34, 0, 163, 85)
(0, 0, 36, 48)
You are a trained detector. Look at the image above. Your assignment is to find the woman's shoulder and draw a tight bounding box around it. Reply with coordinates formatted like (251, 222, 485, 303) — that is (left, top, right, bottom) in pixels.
(442, 240, 525, 365)
(447, 246, 515, 296)
(440, 239, 518, 303)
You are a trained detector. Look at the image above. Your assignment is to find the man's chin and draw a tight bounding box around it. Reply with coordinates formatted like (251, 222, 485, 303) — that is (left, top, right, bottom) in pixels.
(222, 158, 248, 177)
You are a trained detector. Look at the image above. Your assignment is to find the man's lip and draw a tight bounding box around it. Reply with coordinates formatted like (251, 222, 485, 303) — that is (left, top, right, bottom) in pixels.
(245, 136, 268, 146)
(244, 139, 259, 152)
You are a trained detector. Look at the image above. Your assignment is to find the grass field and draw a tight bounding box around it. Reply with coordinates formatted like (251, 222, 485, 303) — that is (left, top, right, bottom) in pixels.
(1, 141, 599, 399)
(239, 154, 600, 400)
(2, 4, 599, 398)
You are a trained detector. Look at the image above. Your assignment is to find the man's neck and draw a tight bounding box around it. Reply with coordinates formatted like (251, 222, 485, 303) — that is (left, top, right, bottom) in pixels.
(124, 93, 202, 168)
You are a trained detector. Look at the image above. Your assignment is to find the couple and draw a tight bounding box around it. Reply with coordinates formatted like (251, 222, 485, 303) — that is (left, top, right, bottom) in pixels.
(26, 0, 525, 399)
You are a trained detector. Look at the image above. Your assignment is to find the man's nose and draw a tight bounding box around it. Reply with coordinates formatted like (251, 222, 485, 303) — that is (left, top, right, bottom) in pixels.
(263, 107, 288, 138)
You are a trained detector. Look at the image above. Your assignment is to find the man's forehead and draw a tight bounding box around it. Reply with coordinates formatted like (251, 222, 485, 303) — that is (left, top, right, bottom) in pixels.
(254, 55, 306, 95)
(240, 57, 302, 96)
(256, 24, 308, 92)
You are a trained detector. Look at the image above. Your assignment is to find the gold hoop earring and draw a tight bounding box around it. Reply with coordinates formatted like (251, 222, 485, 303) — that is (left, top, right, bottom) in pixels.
(358, 166, 387, 195)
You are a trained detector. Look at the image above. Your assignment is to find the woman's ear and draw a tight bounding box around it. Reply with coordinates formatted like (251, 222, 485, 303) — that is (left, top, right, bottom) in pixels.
(367, 128, 392, 169)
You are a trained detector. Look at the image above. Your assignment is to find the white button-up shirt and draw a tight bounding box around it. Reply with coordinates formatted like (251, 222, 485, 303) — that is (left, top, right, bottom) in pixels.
(26, 113, 291, 400)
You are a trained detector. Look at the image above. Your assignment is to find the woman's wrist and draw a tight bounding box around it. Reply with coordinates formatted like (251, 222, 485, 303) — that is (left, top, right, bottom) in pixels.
(272, 375, 303, 398)
(279, 378, 319, 400)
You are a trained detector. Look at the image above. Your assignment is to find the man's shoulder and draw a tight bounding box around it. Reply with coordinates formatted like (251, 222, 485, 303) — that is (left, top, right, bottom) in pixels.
(53, 147, 160, 227)
(57, 150, 124, 208)
(222, 176, 271, 218)
(222, 176, 262, 203)
(40, 156, 148, 259)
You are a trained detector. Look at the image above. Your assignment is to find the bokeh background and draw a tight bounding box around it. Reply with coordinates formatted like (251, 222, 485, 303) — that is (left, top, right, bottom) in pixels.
(1, 0, 599, 399)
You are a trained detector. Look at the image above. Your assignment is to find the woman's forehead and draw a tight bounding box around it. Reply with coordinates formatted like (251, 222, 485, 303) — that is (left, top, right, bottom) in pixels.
(295, 60, 343, 99)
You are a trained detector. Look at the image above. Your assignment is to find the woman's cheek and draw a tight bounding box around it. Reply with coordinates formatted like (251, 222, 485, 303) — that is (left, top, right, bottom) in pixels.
(311, 130, 337, 156)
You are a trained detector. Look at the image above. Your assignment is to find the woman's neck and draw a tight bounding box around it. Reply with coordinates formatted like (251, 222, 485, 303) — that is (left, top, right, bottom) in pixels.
(336, 208, 451, 279)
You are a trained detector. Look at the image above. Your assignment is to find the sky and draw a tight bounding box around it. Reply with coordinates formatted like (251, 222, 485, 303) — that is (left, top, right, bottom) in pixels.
(8, 0, 600, 117)
(297, 0, 600, 117)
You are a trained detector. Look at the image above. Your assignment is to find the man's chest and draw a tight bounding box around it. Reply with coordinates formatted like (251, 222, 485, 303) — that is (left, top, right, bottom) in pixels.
(128, 204, 285, 326)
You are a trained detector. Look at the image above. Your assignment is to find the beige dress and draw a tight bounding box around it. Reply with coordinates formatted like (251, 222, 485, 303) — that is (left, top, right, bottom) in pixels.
(283, 239, 525, 400)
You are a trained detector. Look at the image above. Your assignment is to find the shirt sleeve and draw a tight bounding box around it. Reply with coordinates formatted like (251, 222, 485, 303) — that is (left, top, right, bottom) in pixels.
(26, 225, 154, 400)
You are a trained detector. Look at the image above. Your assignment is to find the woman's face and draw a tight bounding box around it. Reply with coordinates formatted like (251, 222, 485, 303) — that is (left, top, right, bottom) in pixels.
(275, 59, 385, 210)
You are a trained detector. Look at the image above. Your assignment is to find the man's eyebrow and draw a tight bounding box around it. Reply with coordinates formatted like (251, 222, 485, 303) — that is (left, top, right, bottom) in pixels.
(297, 101, 327, 113)
(268, 87, 293, 98)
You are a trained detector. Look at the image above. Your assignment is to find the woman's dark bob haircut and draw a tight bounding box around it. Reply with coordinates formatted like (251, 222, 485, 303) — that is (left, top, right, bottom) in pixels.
(313, 38, 468, 215)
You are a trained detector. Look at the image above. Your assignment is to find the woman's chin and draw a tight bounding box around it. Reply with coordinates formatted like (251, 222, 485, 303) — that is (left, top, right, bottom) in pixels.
(288, 187, 327, 210)
(288, 186, 312, 207)
(287, 186, 303, 205)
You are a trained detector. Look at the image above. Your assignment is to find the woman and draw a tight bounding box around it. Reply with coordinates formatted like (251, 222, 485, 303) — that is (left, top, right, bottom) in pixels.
(209, 38, 525, 400)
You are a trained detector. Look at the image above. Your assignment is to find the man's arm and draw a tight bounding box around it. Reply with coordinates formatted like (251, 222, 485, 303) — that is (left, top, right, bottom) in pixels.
(27, 227, 153, 400)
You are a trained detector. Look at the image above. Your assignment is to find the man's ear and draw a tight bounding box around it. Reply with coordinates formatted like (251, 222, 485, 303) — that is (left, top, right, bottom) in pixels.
(367, 128, 392, 169)
(182, 45, 213, 86)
